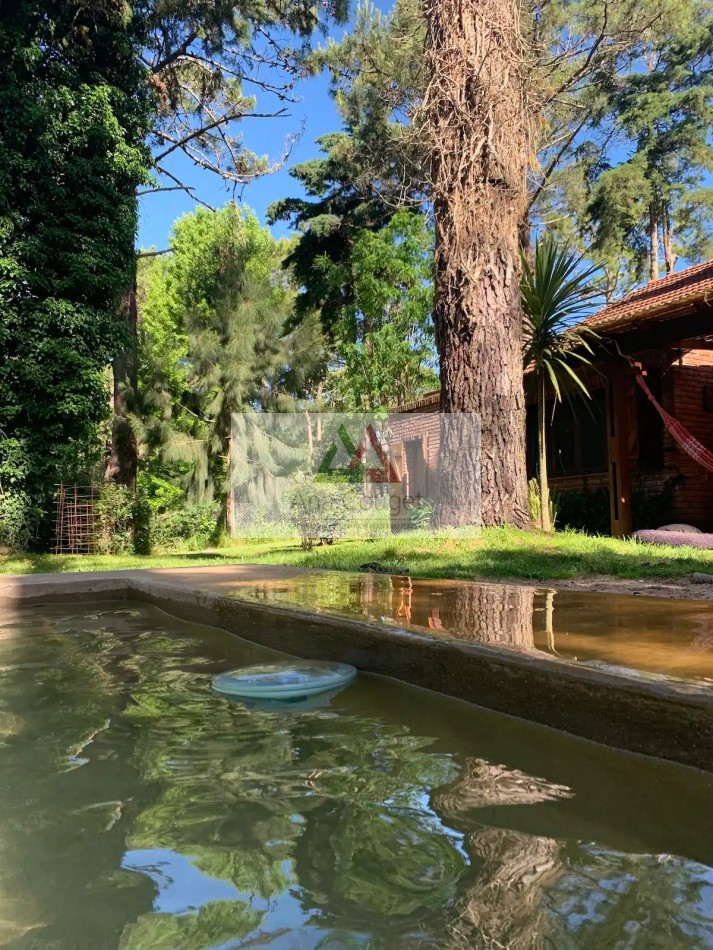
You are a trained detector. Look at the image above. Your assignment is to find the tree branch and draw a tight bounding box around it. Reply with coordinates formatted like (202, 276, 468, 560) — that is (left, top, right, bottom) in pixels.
(528, 112, 590, 211)
(137, 248, 172, 258)
(152, 166, 216, 210)
(151, 30, 198, 75)
(153, 107, 289, 163)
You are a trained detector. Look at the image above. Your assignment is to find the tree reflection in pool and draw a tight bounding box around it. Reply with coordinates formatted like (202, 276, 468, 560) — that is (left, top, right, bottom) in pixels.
(0, 603, 712, 949)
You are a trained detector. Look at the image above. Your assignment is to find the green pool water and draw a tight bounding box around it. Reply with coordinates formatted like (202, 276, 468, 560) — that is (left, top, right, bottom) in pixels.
(1, 602, 713, 949)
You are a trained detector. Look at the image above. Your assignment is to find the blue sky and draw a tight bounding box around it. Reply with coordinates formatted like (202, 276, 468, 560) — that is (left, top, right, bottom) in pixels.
(138, 7, 393, 250)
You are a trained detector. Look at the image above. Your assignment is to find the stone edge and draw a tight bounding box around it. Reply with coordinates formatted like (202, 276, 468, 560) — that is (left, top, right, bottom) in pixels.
(3, 571, 712, 772)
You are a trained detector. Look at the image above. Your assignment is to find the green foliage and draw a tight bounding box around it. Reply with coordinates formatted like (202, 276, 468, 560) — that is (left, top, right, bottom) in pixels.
(0, 1, 150, 541)
(541, 0, 713, 289)
(521, 235, 601, 530)
(272, 132, 437, 408)
(268, 128, 416, 335)
(138, 205, 299, 520)
(521, 235, 601, 402)
(323, 211, 437, 409)
(285, 475, 362, 549)
(0, 489, 36, 552)
(406, 497, 434, 531)
(94, 483, 136, 555)
(528, 478, 559, 530)
(148, 503, 221, 552)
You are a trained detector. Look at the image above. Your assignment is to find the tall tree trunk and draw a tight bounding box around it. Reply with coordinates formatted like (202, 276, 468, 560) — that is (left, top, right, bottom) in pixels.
(225, 428, 234, 537)
(105, 273, 138, 491)
(537, 371, 551, 531)
(424, 0, 530, 528)
(648, 201, 659, 282)
(662, 203, 677, 275)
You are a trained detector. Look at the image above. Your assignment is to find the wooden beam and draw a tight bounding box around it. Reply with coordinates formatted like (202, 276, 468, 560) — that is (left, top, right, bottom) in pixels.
(605, 361, 634, 537)
(602, 305, 713, 355)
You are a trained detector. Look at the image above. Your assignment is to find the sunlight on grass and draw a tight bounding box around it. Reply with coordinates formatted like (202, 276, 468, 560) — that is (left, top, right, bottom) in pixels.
(2, 528, 713, 581)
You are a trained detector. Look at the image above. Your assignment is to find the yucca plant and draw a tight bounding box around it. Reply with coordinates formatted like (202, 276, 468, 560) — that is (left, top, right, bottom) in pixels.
(521, 235, 601, 532)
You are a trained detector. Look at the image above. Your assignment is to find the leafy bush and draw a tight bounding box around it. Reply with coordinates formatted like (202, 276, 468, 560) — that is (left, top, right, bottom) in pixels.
(555, 487, 610, 535)
(133, 474, 220, 552)
(285, 475, 362, 550)
(0, 489, 36, 551)
(94, 483, 135, 554)
(148, 503, 219, 551)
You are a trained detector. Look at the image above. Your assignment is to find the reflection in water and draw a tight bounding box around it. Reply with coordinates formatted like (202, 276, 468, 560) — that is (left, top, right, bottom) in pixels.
(239, 571, 713, 681)
(0, 604, 712, 948)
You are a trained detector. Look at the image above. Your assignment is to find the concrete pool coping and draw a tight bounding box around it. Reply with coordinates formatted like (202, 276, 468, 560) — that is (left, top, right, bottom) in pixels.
(2, 564, 713, 772)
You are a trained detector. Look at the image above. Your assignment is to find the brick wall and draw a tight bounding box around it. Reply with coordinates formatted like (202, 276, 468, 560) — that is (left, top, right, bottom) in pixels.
(665, 364, 713, 528)
(388, 403, 441, 500)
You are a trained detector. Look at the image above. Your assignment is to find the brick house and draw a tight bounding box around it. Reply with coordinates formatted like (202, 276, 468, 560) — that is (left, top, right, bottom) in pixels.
(388, 259, 713, 536)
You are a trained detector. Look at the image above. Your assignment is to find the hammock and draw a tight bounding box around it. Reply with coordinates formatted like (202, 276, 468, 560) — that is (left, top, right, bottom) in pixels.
(635, 372, 713, 474)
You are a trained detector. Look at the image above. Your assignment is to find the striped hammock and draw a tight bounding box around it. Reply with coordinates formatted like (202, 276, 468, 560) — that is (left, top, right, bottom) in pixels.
(636, 373, 713, 474)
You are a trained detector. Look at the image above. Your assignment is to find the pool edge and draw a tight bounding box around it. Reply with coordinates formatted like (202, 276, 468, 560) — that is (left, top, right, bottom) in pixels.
(4, 569, 713, 772)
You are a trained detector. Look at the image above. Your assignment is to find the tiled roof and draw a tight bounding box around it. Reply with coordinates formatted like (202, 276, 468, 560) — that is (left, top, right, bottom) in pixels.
(394, 390, 441, 413)
(582, 258, 713, 333)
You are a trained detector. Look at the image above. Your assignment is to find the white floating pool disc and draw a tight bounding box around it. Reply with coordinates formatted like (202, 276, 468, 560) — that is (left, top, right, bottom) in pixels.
(211, 661, 357, 701)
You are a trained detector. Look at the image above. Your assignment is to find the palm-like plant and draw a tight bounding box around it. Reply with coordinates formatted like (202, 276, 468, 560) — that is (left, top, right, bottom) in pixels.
(521, 235, 601, 531)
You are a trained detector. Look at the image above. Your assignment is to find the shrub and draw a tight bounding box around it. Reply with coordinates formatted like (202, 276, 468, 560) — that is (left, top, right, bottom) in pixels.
(0, 489, 36, 551)
(94, 483, 135, 554)
(285, 475, 361, 550)
(148, 503, 220, 551)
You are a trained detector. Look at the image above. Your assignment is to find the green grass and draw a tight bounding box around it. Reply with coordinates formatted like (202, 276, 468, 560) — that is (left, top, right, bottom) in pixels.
(2, 527, 713, 581)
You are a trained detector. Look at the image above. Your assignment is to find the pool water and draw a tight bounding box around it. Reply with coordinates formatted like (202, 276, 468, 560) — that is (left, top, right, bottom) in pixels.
(1, 602, 713, 948)
(237, 571, 713, 682)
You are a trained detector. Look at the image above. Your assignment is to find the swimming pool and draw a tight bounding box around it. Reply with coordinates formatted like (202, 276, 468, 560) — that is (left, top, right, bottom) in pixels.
(1, 602, 712, 948)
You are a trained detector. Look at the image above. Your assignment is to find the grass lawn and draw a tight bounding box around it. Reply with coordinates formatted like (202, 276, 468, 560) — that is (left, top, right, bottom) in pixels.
(2, 527, 713, 581)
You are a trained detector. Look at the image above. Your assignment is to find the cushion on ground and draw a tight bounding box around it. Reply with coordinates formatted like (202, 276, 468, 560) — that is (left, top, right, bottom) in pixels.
(634, 529, 713, 549)
(656, 523, 702, 533)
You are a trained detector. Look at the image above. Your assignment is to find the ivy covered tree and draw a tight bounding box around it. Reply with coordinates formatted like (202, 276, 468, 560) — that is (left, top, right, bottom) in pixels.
(0, 0, 150, 543)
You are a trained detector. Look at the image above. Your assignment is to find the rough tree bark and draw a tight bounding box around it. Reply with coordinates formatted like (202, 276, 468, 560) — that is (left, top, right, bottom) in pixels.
(423, 0, 530, 528)
(105, 274, 138, 491)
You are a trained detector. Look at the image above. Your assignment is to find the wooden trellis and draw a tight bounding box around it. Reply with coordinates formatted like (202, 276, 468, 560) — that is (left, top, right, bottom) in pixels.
(52, 484, 97, 554)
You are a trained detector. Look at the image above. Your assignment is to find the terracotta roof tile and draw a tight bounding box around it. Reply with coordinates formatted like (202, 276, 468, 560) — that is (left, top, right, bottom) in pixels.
(582, 258, 713, 333)
(394, 390, 441, 413)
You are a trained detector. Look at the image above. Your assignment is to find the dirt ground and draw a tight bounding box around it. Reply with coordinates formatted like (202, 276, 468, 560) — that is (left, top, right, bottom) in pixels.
(468, 573, 713, 602)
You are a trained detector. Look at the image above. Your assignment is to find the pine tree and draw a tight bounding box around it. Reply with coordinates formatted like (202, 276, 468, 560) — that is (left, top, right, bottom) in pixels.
(585, 6, 713, 283)
(140, 205, 313, 530)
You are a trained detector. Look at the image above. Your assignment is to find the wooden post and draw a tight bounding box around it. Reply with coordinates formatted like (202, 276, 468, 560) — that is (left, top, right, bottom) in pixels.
(606, 362, 634, 536)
